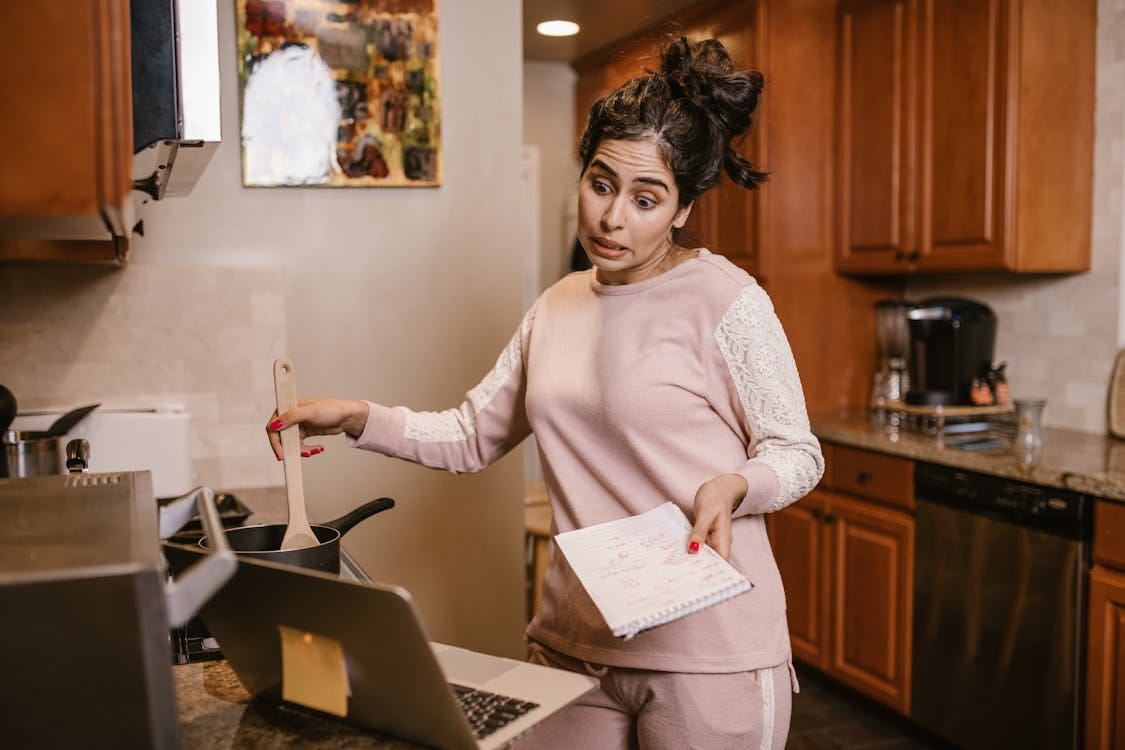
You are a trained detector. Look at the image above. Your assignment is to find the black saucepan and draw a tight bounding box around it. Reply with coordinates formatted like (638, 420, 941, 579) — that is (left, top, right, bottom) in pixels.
(198, 497, 395, 574)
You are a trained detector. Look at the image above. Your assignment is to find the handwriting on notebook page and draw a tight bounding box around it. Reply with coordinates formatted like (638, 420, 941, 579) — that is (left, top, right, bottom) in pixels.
(555, 502, 752, 638)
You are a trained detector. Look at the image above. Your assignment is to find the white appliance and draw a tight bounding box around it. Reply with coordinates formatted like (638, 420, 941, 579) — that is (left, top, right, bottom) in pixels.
(12, 404, 195, 498)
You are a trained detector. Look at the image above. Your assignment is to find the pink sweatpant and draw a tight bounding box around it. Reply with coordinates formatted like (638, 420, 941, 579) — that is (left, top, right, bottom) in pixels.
(512, 641, 793, 750)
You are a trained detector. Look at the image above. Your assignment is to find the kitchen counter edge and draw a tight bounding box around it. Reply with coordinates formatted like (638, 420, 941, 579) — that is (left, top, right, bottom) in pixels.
(811, 412, 1125, 503)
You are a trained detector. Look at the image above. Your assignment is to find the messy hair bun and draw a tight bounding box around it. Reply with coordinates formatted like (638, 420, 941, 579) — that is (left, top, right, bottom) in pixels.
(578, 34, 766, 213)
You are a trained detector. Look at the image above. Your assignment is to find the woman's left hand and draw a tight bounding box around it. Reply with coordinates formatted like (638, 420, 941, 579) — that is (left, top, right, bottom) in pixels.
(687, 473, 748, 560)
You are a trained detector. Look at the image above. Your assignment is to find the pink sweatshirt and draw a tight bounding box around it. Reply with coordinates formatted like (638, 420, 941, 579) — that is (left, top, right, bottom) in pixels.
(353, 249, 824, 673)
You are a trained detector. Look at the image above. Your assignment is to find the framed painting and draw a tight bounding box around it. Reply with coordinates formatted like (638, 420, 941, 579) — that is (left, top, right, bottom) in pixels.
(236, 0, 441, 187)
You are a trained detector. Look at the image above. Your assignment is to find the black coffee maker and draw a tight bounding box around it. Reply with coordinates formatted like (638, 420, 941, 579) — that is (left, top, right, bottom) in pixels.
(905, 297, 996, 406)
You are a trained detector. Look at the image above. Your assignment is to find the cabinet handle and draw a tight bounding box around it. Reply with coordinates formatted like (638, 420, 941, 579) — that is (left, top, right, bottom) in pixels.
(824, 514, 837, 525)
(856, 470, 872, 483)
(907, 250, 919, 262)
(894, 250, 905, 261)
(811, 508, 823, 520)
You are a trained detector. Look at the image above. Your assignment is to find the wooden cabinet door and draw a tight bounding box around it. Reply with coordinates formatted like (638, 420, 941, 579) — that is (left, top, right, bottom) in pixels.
(825, 491, 914, 713)
(772, 477, 914, 714)
(914, 0, 1007, 271)
(1087, 566, 1125, 750)
(770, 491, 829, 669)
(0, 0, 133, 244)
(836, 0, 917, 273)
(683, 1, 762, 277)
(836, 0, 1094, 275)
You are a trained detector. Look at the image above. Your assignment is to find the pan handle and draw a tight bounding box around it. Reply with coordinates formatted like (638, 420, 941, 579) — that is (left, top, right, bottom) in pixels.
(163, 487, 237, 628)
(323, 497, 396, 536)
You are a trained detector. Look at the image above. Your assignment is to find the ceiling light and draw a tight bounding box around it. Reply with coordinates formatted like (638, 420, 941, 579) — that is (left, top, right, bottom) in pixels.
(536, 20, 580, 37)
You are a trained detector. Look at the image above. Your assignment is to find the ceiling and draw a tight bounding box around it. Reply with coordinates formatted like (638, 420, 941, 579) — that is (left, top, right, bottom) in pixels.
(522, 0, 703, 63)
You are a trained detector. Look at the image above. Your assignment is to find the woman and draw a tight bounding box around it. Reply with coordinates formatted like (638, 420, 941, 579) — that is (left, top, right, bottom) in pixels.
(268, 35, 823, 749)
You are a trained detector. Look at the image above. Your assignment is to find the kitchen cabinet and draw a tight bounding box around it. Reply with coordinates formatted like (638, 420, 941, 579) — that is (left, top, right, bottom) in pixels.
(0, 0, 133, 261)
(680, 2, 764, 279)
(1087, 500, 1125, 750)
(770, 489, 830, 665)
(572, 0, 765, 278)
(835, 0, 1095, 274)
(767, 443, 915, 713)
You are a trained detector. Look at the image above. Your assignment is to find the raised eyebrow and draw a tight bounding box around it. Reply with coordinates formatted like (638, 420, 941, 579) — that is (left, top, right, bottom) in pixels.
(589, 159, 618, 178)
(590, 159, 670, 193)
(634, 175, 670, 192)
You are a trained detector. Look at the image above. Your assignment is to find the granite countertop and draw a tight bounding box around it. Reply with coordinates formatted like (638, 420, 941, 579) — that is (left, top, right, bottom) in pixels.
(175, 660, 418, 749)
(811, 411, 1125, 502)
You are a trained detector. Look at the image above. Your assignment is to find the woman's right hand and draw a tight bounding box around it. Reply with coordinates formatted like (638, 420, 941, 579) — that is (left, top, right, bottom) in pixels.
(266, 398, 370, 460)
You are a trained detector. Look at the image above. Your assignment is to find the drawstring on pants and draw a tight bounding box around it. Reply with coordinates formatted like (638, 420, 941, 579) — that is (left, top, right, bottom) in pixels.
(584, 661, 609, 677)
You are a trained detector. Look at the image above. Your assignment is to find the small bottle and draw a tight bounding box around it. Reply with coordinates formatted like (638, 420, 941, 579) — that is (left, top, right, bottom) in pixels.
(989, 363, 1009, 405)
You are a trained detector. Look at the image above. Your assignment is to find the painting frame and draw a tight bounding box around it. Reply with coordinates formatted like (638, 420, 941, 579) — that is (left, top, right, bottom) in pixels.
(235, 0, 442, 188)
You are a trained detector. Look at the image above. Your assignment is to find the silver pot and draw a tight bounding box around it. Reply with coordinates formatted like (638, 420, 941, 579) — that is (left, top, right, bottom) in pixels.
(2, 430, 62, 478)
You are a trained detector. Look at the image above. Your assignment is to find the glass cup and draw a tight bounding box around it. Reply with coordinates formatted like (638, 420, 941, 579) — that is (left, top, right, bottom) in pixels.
(1013, 398, 1046, 462)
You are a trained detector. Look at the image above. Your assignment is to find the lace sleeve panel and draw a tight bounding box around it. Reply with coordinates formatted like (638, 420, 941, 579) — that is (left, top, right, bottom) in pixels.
(714, 285, 824, 512)
(400, 305, 535, 454)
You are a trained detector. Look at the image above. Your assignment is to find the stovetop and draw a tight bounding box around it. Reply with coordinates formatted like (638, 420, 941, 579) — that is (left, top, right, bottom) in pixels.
(168, 534, 373, 666)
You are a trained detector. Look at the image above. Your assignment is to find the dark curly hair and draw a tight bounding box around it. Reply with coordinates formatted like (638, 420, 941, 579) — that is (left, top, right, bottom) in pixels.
(578, 35, 766, 219)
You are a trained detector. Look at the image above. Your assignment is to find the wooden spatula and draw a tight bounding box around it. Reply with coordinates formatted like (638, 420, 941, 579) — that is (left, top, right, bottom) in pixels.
(274, 357, 318, 551)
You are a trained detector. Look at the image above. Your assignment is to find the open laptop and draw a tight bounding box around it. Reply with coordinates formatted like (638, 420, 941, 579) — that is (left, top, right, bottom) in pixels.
(172, 545, 596, 750)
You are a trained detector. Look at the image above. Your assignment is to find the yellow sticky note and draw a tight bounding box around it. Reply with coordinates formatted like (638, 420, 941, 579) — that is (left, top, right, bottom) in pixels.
(278, 624, 350, 717)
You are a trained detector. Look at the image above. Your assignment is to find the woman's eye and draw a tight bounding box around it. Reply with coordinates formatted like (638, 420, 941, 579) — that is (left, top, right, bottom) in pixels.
(635, 196, 656, 209)
(592, 180, 612, 194)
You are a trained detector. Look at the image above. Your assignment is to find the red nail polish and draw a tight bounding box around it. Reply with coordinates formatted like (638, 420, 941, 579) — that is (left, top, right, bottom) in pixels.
(689, 541, 700, 553)
(301, 451, 310, 458)
(269, 419, 283, 430)
(312, 447, 324, 455)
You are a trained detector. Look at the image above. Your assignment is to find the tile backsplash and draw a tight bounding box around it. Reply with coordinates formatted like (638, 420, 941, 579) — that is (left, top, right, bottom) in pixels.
(0, 262, 287, 491)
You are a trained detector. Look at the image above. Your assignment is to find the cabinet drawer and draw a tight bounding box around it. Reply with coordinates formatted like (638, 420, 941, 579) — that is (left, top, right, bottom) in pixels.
(1095, 500, 1125, 571)
(831, 445, 914, 511)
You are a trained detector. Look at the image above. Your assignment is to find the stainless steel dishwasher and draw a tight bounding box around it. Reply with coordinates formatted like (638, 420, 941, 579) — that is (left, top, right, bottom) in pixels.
(911, 462, 1091, 750)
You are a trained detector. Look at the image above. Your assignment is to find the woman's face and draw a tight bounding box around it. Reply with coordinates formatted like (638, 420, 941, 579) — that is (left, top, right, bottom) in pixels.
(577, 137, 692, 285)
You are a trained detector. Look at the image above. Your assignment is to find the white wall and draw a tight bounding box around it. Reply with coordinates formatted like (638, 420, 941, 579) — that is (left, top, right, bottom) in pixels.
(520, 61, 579, 484)
(906, 0, 1125, 435)
(522, 61, 580, 289)
(1113, 0, 1125, 350)
(0, 0, 528, 657)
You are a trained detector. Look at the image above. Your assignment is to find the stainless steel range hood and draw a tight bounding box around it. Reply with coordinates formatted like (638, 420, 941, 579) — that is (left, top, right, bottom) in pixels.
(131, 0, 221, 208)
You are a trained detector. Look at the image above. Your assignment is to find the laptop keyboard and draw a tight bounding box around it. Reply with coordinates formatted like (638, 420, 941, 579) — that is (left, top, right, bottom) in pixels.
(450, 684, 540, 739)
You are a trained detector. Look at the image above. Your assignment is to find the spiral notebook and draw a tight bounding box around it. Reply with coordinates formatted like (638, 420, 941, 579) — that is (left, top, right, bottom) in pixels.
(555, 502, 753, 639)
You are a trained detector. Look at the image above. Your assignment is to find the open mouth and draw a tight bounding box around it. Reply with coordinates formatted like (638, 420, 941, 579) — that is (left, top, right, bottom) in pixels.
(591, 237, 627, 259)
